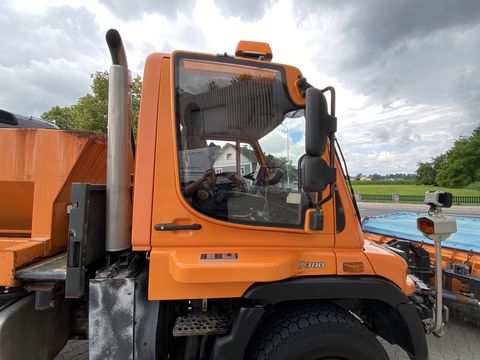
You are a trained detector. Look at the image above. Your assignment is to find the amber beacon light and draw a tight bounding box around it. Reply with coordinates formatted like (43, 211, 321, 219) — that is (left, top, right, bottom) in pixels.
(235, 40, 273, 61)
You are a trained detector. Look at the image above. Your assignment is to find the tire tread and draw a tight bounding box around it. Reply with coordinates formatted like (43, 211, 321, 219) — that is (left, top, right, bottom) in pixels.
(246, 302, 385, 360)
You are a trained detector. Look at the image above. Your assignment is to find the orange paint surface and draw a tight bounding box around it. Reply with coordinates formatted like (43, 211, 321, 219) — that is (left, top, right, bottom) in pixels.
(363, 239, 412, 293)
(149, 248, 336, 300)
(365, 232, 480, 295)
(138, 51, 412, 300)
(235, 40, 273, 61)
(0, 129, 106, 286)
(131, 53, 167, 251)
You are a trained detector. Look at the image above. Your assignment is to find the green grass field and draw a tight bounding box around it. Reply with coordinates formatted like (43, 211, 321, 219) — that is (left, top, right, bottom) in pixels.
(352, 184, 480, 196)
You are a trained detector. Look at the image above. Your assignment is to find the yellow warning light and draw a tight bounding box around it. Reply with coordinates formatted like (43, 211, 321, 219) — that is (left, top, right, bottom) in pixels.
(343, 262, 364, 273)
(417, 217, 435, 235)
(235, 41, 273, 62)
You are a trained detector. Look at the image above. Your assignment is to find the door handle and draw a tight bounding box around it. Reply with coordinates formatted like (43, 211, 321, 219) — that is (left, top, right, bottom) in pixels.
(154, 223, 202, 231)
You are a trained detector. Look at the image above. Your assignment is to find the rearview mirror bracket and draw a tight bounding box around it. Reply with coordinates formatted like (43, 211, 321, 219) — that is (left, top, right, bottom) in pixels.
(301, 86, 337, 230)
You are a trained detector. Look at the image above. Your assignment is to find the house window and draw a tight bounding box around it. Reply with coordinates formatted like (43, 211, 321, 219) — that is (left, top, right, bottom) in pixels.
(240, 166, 245, 175)
(226, 153, 232, 160)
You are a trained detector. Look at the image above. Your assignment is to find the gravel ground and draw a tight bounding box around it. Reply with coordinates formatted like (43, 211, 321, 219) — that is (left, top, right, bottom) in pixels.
(56, 318, 480, 360)
(382, 319, 480, 360)
(55, 341, 88, 360)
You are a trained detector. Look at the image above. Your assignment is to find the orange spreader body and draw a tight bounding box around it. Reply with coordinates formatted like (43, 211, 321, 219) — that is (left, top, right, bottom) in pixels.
(0, 129, 106, 286)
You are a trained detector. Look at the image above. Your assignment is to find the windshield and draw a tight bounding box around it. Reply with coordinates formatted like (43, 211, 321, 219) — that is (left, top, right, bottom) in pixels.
(259, 109, 305, 190)
(175, 54, 310, 228)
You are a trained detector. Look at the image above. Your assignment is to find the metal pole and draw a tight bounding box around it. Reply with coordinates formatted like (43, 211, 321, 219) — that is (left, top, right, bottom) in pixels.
(286, 127, 289, 187)
(105, 29, 132, 252)
(106, 65, 131, 251)
(280, 124, 290, 187)
(432, 238, 444, 336)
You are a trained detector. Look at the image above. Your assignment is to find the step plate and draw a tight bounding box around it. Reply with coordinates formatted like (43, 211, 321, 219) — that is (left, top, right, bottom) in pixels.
(173, 313, 231, 336)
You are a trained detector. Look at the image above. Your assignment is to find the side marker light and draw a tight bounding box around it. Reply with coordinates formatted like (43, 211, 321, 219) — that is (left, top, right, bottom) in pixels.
(343, 262, 364, 273)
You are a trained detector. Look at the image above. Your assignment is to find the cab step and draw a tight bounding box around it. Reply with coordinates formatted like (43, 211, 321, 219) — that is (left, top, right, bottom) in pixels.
(173, 313, 231, 336)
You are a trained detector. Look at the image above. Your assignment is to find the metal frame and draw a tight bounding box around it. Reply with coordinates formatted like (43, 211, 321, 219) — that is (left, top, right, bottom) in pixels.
(66, 183, 106, 298)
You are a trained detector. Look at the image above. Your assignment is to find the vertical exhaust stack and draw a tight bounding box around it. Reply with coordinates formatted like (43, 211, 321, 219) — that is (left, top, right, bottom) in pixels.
(105, 29, 132, 252)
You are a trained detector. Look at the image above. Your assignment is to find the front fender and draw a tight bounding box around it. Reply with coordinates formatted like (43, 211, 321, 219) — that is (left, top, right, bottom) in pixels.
(211, 276, 428, 360)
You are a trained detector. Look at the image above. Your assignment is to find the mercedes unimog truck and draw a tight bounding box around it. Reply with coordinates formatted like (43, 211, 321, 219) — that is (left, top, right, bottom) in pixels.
(0, 29, 453, 360)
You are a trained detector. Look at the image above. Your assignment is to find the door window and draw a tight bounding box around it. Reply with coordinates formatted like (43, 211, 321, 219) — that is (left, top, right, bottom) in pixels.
(175, 55, 310, 228)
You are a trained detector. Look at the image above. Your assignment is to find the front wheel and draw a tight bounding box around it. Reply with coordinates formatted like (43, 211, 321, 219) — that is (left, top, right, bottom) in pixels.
(245, 302, 388, 360)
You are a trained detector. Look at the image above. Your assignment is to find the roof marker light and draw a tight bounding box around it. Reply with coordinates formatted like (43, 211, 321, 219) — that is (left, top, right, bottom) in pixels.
(235, 41, 273, 62)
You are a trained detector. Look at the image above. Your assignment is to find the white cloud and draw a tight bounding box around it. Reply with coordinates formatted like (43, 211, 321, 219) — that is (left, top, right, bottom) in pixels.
(1, 0, 479, 176)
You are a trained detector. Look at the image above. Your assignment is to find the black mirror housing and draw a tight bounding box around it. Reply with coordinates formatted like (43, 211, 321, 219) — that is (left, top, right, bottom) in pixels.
(305, 87, 337, 157)
(306, 88, 327, 156)
(300, 156, 336, 193)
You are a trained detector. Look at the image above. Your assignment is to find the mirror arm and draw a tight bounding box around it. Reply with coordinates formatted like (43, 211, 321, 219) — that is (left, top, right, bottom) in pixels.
(316, 86, 337, 209)
(297, 153, 307, 193)
(321, 86, 336, 116)
(316, 133, 336, 210)
(297, 77, 313, 97)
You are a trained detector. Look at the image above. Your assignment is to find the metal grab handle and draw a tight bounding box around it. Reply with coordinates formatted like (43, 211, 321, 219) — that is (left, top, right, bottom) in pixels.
(154, 223, 202, 231)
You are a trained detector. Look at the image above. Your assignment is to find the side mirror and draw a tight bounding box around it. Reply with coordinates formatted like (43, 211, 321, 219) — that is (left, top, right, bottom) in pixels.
(305, 87, 329, 156)
(302, 86, 337, 193)
(300, 156, 336, 193)
(301, 86, 338, 230)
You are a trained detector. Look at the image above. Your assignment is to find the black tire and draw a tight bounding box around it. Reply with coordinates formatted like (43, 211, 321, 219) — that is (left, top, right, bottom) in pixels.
(245, 302, 388, 360)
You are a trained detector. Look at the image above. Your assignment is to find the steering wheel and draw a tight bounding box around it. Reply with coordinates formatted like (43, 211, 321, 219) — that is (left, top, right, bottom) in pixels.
(266, 168, 284, 185)
(215, 171, 248, 193)
(249, 167, 285, 191)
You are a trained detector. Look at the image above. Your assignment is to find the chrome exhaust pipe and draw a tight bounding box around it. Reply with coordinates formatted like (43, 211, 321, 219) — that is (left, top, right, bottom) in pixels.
(105, 29, 132, 252)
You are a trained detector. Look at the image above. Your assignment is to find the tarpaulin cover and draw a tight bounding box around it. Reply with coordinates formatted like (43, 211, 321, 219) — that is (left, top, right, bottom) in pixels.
(362, 212, 480, 253)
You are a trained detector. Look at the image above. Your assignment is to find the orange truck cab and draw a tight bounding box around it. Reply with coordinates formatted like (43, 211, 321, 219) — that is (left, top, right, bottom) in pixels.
(0, 30, 440, 360)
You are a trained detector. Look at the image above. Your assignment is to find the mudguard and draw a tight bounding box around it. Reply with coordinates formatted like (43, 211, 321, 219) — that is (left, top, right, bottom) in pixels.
(212, 276, 428, 360)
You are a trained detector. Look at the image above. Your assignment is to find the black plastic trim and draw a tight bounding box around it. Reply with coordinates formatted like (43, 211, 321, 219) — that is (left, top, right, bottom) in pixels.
(235, 50, 273, 61)
(244, 276, 408, 306)
(335, 190, 346, 233)
(397, 303, 429, 360)
(66, 183, 106, 298)
(154, 223, 202, 231)
(211, 306, 264, 360)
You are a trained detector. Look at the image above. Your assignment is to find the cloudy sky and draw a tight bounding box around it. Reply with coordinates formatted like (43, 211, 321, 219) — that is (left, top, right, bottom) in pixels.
(1, 0, 479, 175)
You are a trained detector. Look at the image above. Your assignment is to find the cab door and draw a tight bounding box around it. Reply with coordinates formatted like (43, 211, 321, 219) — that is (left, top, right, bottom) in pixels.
(147, 52, 336, 300)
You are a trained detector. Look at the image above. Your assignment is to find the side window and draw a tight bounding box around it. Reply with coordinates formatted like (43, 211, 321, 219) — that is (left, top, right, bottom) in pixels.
(175, 56, 308, 228)
(179, 116, 311, 229)
(180, 140, 260, 220)
(259, 112, 304, 192)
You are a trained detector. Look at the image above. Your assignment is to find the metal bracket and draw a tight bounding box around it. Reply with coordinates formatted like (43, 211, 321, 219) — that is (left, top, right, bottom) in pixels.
(24, 281, 63, 310)
(65, 183, 106, 298)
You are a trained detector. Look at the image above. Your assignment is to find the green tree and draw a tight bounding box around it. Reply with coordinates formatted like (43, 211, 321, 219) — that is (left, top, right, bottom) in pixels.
(436, 129, 480, 188)
(41, 105, 75, 130)
(415, 154, 447, 185)
(42, 71, 142, 134)
(416, 127, 480, 188)
(415, 161, 436, 185)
